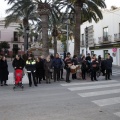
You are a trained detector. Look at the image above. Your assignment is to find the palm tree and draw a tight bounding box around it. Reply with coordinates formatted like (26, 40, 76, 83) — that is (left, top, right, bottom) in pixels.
(36, 0, 62, 57)
(58, 0, 106, 56)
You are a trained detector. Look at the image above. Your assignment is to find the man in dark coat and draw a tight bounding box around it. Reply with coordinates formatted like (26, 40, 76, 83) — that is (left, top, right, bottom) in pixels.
(105, 55, 112, 80)
(12, 55, 25, 70)
(64, 52, 72, 83)
(52, 53, 62, 82)
(108, 53, 113, 75)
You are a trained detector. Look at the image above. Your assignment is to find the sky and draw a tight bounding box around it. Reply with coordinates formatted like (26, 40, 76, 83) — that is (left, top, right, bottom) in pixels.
(0, 0, 120, 17)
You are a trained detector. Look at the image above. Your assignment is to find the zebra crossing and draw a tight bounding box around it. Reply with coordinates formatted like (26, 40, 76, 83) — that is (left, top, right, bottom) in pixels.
(61, 80, 120, 118)
(112, 68, 120, 76)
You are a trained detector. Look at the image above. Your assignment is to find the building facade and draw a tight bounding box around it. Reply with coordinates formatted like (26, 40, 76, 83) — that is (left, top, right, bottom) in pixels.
(69, 8, 120, 66)
(0, 18, 24, 56)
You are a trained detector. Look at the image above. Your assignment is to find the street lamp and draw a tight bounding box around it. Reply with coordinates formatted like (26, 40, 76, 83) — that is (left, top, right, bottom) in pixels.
(26, 26, 29, 56)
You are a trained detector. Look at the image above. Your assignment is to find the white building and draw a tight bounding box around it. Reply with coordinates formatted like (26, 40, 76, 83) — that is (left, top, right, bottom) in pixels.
(0, 18, 25, 56)
(69, 8, 120, 66)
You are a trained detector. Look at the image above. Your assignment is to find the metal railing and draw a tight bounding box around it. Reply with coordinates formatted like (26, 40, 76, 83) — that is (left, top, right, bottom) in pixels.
(114, 33, 120, 41)
(98, 35, 112, 43)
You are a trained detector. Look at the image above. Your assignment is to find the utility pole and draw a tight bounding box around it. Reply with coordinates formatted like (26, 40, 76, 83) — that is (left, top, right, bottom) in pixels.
(85, 27, 88, 56)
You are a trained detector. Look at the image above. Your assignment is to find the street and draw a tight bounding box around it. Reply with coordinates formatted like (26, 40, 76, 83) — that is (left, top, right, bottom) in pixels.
(0, 62, 120, 120)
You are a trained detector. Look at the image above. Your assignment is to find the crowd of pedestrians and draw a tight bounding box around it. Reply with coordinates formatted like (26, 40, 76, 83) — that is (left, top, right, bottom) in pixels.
(0, 52, 113, 87)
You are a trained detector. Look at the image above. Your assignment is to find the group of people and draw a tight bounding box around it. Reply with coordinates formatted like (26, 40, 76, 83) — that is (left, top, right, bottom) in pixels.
(80, 53, 113, 81)
(0, 52, 113, 87)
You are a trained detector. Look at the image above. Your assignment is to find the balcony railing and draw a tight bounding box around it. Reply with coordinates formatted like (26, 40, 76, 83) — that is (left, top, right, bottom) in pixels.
(98, 35, 112, 44)
(114, 33, 120, 42)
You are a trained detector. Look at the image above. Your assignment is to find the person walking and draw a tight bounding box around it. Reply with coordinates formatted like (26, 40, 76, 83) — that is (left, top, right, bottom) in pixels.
(105, 54, 112, 80)
(72, 55, 78, 80)
(44, 55, 52, 84)
(25, 55, 37, 87)
(52, 53, 62, 82)
(36, 57, 44, 84)
(0, 56, 9, 86)
(64, 52, 72, 83)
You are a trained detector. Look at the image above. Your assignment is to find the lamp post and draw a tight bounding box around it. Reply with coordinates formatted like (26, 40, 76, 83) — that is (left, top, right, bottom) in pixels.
(85, 27, 88, 56)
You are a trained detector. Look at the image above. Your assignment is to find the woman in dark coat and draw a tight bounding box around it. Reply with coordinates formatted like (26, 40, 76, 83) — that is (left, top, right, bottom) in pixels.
(0, 56, 9, 86)
(44, 55, 52, 84)
(36, 57, 44, 84)
(81, 58, 87, 80)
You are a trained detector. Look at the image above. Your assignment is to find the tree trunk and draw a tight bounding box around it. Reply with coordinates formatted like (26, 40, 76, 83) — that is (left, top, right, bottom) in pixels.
(38, 3, 50, 58)
(74, 4, 81, 56)
(40, 15, 49, 57)
(53, 36, 57, 56)
(23, 17, 29, 53)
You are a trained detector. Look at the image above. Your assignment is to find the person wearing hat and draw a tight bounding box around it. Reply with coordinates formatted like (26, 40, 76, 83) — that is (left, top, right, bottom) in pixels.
(64, 52, 72, 83)
(25, 55, 37, 87)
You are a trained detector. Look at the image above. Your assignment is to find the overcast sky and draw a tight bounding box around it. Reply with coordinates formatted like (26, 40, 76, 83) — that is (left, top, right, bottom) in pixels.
(0, 0, 120, 17)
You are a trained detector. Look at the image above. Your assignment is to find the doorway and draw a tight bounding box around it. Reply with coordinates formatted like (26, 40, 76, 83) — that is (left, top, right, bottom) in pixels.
(104, 50, 108, 59)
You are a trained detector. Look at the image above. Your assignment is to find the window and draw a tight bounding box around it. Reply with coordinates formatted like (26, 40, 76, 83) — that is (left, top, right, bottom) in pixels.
(82, 49, 84, 55)
(82, 34, 84, 45)
(13, 44, 18, 48)
(91, 51, 94, 56)
(103, 27, 108, 40)
(104, 50, 108, 59)
(14, 31, 18, 41)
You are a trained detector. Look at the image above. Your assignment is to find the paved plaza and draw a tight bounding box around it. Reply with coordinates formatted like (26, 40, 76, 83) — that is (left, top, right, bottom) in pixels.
(0, 62, 120, 120)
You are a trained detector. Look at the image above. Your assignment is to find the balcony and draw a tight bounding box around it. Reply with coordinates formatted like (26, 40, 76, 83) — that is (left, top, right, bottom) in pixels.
(80, 40, 85, 47)
(98, 35, 112, 44)
(114, 33, 120, 42)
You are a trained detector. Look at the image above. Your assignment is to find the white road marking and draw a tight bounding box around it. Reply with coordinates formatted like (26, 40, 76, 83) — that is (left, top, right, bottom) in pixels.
(114, 112, 120, 117)
(78, 89, 120, 97)
(61, 80, 118, 87)
(68, 83, 120, 91)
(92, 97, 120, 106)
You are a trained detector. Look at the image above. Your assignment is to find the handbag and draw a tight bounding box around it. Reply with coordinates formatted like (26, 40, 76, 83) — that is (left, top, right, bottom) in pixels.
(49, 68, 53, 73)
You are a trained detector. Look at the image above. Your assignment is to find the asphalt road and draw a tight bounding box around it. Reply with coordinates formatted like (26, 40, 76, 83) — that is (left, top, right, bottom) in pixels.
(0, 62, 120, 120)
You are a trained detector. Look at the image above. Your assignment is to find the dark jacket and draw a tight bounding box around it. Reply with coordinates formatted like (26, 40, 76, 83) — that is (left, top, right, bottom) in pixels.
(12, 58, 25, 69)
(0, 60, 9, 80)
(81, 60, 87, 70)
(72, 58, 78, 65)
(91, 59, 98, 70)
(52, 58, 62, 69)
(101, 60, 106, 70)
(36, 60, 44, 76)
(25, 59, 36, 72)
(105, 58, 112, 70)
(44, 60, 52, 78)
